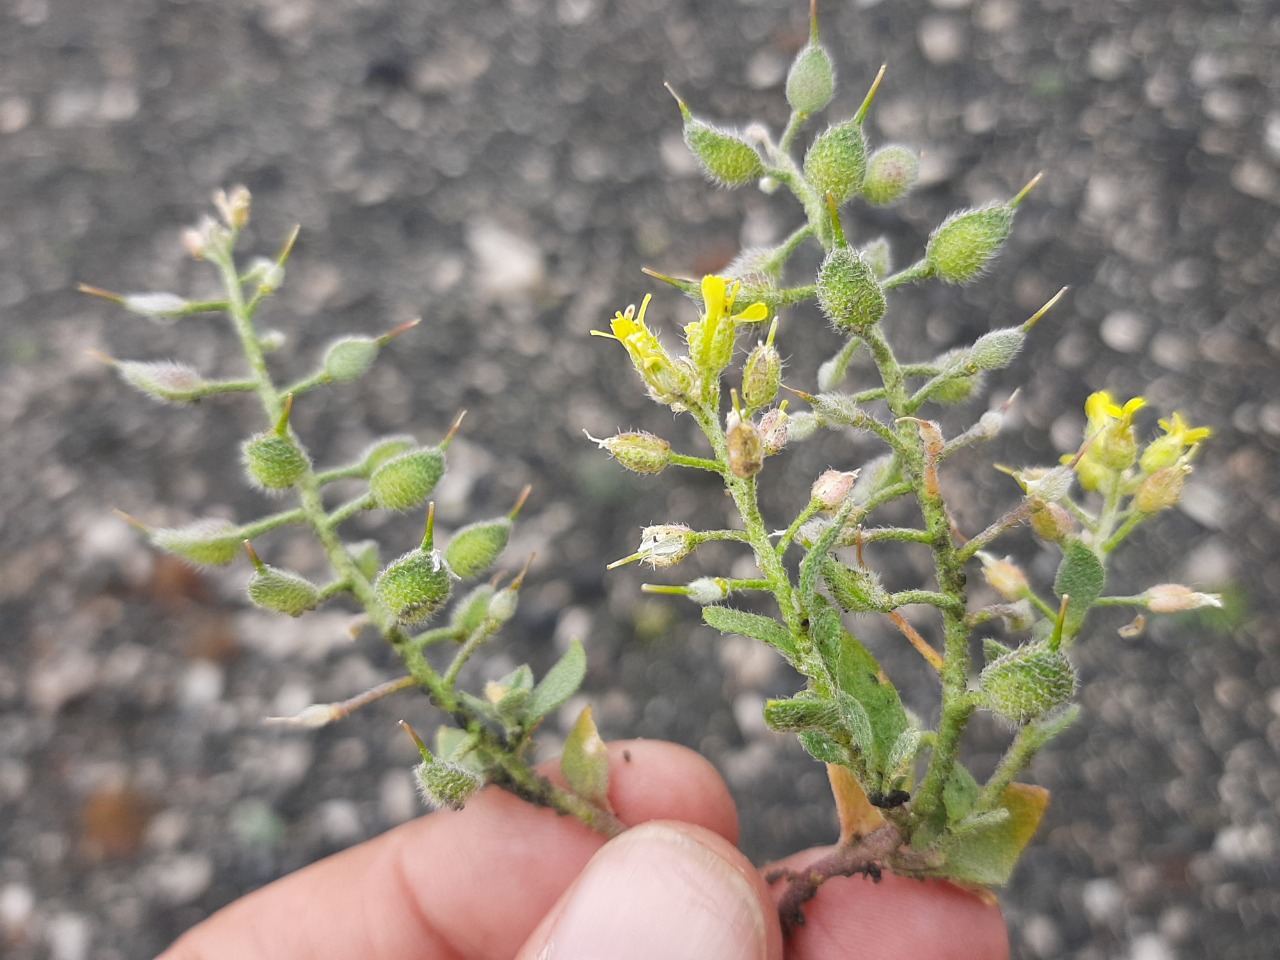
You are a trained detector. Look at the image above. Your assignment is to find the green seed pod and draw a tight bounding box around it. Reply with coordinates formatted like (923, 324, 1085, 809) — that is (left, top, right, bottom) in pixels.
(375, 547, 453, 624)
(979, 643, 1077, 723)
(151, 518, 242, 566)
(821, 558, 889, 612)
(861, 145, 918, 205)
(444, 517, 512, 580)
(242, 431, 310, 491)
(685, 577, 730, 605)
(786, 41, 836, 116)
(970, 326, 1026, 371)
(925, 203, 1015, 284)
(591, 431, 672, 475)
(414, 758, 483, 811)
(741, 341, 782, 408)
(117, 360, 209, 404)
(860, 237, 892, 278)
(451, 583, 496, 635)
(370, 447, 445, 511)
(322, 336, 379, 383)
(804, 120, 867, 205)
(670, 89, 764, 188)
(248, 564, 322, 617)
(346, 539, 381, 581)
(362, 435, 418, 474)
(764, 694, 840, 733)
(817, 248, 885, 332)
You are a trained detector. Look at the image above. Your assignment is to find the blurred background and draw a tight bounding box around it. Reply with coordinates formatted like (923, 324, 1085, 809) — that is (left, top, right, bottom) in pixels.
(1, 0, 1276, 957)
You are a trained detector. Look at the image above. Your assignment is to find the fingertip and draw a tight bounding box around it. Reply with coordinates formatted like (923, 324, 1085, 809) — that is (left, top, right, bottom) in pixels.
(597, 739, 740, 843)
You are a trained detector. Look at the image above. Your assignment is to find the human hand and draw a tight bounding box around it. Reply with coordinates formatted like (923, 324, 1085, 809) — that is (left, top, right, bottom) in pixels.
(159, 740, 1008, 959)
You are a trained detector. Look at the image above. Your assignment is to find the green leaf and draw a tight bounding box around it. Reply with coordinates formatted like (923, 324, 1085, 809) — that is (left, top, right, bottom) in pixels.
(525, 638, 587, 723)
(886, 727, 921, 783)
(933, 782, 1050, 886)
(1053, 539, 1106, 636)
(562, 705, 612, 810)
(798, 730, 845, 765)
(702, 606, 795, 658)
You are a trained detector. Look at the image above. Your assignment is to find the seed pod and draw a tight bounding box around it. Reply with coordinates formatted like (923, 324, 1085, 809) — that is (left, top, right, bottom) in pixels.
(811, 469, 859, 512)
(742, 341, 782, 408)
(758, 407, 790, 455)
(861, 145, 918, 205)
(362, 435, 418, 473)
(928, 349, 983, 405)
(1134, 464, 1188, 513)
(375, 516, 454, 625)
(248, 564, 322, 617)
(1030, 501, 1074, 542)
(117, 360, 208, 404)
(925, 203, 1015, 284)
(726, 412, 763, 479)
(370, 447, 445, 511)
(450, 583, 496, 635)
(786, 41, 835, 115)
(590, 431, 672, 475)
(685, 577, 730, 605)
(804, 120, 867, 205)
(242, 431, 309, 491)
(979, 643, 1077, 723)
(817, 248, 885, 332)
(670, 87, 763, 187)
(970, 326, 1026, 371)
(151, 518, 242, 566)
(322, 336, 379, 383)
(979, 554, 1030, 602)
(415, 758, 482, 811)
(445, 517, 512, 580)
(860, 237, 892, 278)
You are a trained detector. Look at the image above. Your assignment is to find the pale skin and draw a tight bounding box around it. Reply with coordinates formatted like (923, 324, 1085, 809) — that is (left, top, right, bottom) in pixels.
(159, 740, 1008, 960)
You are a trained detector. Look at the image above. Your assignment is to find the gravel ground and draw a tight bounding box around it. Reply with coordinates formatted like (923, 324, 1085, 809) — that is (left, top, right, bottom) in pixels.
(2, 0, 1278, 957)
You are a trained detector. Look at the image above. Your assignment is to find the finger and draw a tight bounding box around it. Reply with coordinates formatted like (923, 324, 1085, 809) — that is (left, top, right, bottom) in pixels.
(160, 739, 738, 960)
(766, 849, 1009, 960)
(516, 821, 783, 960)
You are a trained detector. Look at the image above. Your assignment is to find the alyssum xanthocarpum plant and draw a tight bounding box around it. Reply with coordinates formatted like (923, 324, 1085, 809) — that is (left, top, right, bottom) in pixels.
(85, 186, 623, 836)
(593, 1, 1218, 926)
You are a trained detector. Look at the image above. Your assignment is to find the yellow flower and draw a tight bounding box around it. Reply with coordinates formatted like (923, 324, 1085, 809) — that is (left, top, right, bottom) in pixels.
(686, 275, 770, 376)
(592, 295, 690, 404)
(1085, 391, 1146, 431)
(1140, 412, 1212, 473)
(1080, 390, 1147, 472)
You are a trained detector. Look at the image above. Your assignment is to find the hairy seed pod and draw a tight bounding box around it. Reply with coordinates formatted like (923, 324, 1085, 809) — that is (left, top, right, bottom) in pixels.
(450, 583, 496, 635)
(322, 336, 379, 383)
(117, 360, 208, 404)
(242, 431, 309, 491)
(758, 407, 790, 455)
(370, 447, 445, 511)
(444, 517, 512, 580)
(415, 759, 482, 811)
(680, 107, 764, 187)
(1134, 464, 1188, 513)
(862, 145, 918, 205)
(786, 41, 835, 115)
(926, 203, 1015, 284)
(374, 547, 453, 624)
(817, 248, 886, 332)
(970, 327, 1026, 371)
(821, 558, 889, 612)
(741, 342, 782, 408)
(592, 431, 672, 475)
(979, 643, 1077, 723)
(151, 518, 242, 566)
(804, 120, 867, 205)
(248, 564, 321, 617)
(362, 435, 417, 474)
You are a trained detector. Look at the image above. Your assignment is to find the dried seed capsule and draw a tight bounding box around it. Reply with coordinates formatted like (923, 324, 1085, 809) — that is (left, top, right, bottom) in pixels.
(370, 447, 445, 511)
(861, 145, 918, 205)
(817, 247, 885, 332)
(726, 412, 763, 479)
(925, 203, 1015, 284)
(978, 643, 1077, 723)
(804, 120, 867, 205)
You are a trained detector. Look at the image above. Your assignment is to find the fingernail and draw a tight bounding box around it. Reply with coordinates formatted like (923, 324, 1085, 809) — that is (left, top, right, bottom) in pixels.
(536, 822, 767, 960)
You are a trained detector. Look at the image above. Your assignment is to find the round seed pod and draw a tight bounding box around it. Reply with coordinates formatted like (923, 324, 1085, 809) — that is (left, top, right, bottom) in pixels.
(925, 203, 1015, 284)
(248, 565, 321, 617)
(804, 120, 867, 205)
(786, 41, 835, 115)
(444, 517, 512, 580)
(742, 341, 782, 408)
(979, 643, 1077, 723)
(817, 248, 885, 332)
(375, 548, 453, 624)
(361, 435, 418, 474)
(862, 145, 918, 205)
(684, 119, 764, 187)
(242, 431, 309, 491)
(370, 447, 445, 511)
(415, 759, 482, 811)
(322, 336, 379, 383)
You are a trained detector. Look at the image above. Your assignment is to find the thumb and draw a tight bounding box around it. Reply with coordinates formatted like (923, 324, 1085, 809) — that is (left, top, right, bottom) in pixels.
(516, 821, 781, 960)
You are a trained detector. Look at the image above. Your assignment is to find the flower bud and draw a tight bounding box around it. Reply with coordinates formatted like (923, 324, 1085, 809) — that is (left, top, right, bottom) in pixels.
(242, 431, 309, 492)
(970, 327, 1026, 371)
(415, 758, 482, 811)
(117, 360, 209, 404)
(589, 431, 672, 475)
(322, 336, 380, 383)
(444, 517, 512, 580)
(213, 185, 251, 229)
(248, 563, 321, 617)
(1141, 583, 1223, 614)
(258, 329, 287, 352)
(742, 341, 782, 408)
(726, 411, 763, 479)
(370, 447, 445, 511)
(674, 91, 764, 187)
(151, 518, 242, 566)
(979, 553, 1030, 602)
(1134, 464, 1188, 513)
(1030, 501, 1074, 543)
(861, 145, 918, 205)
(375, 546, 454, 624)
(979, 643, 1077, 723)
(811, 469, 860, 511)
(926, 203, 1015, 283)
(817, 248, 886, 332)
(758, 407, 790, 455)
(786, 41, 836, 116)
(821, 558, 889, 612)
(804, 120, 867, 205)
